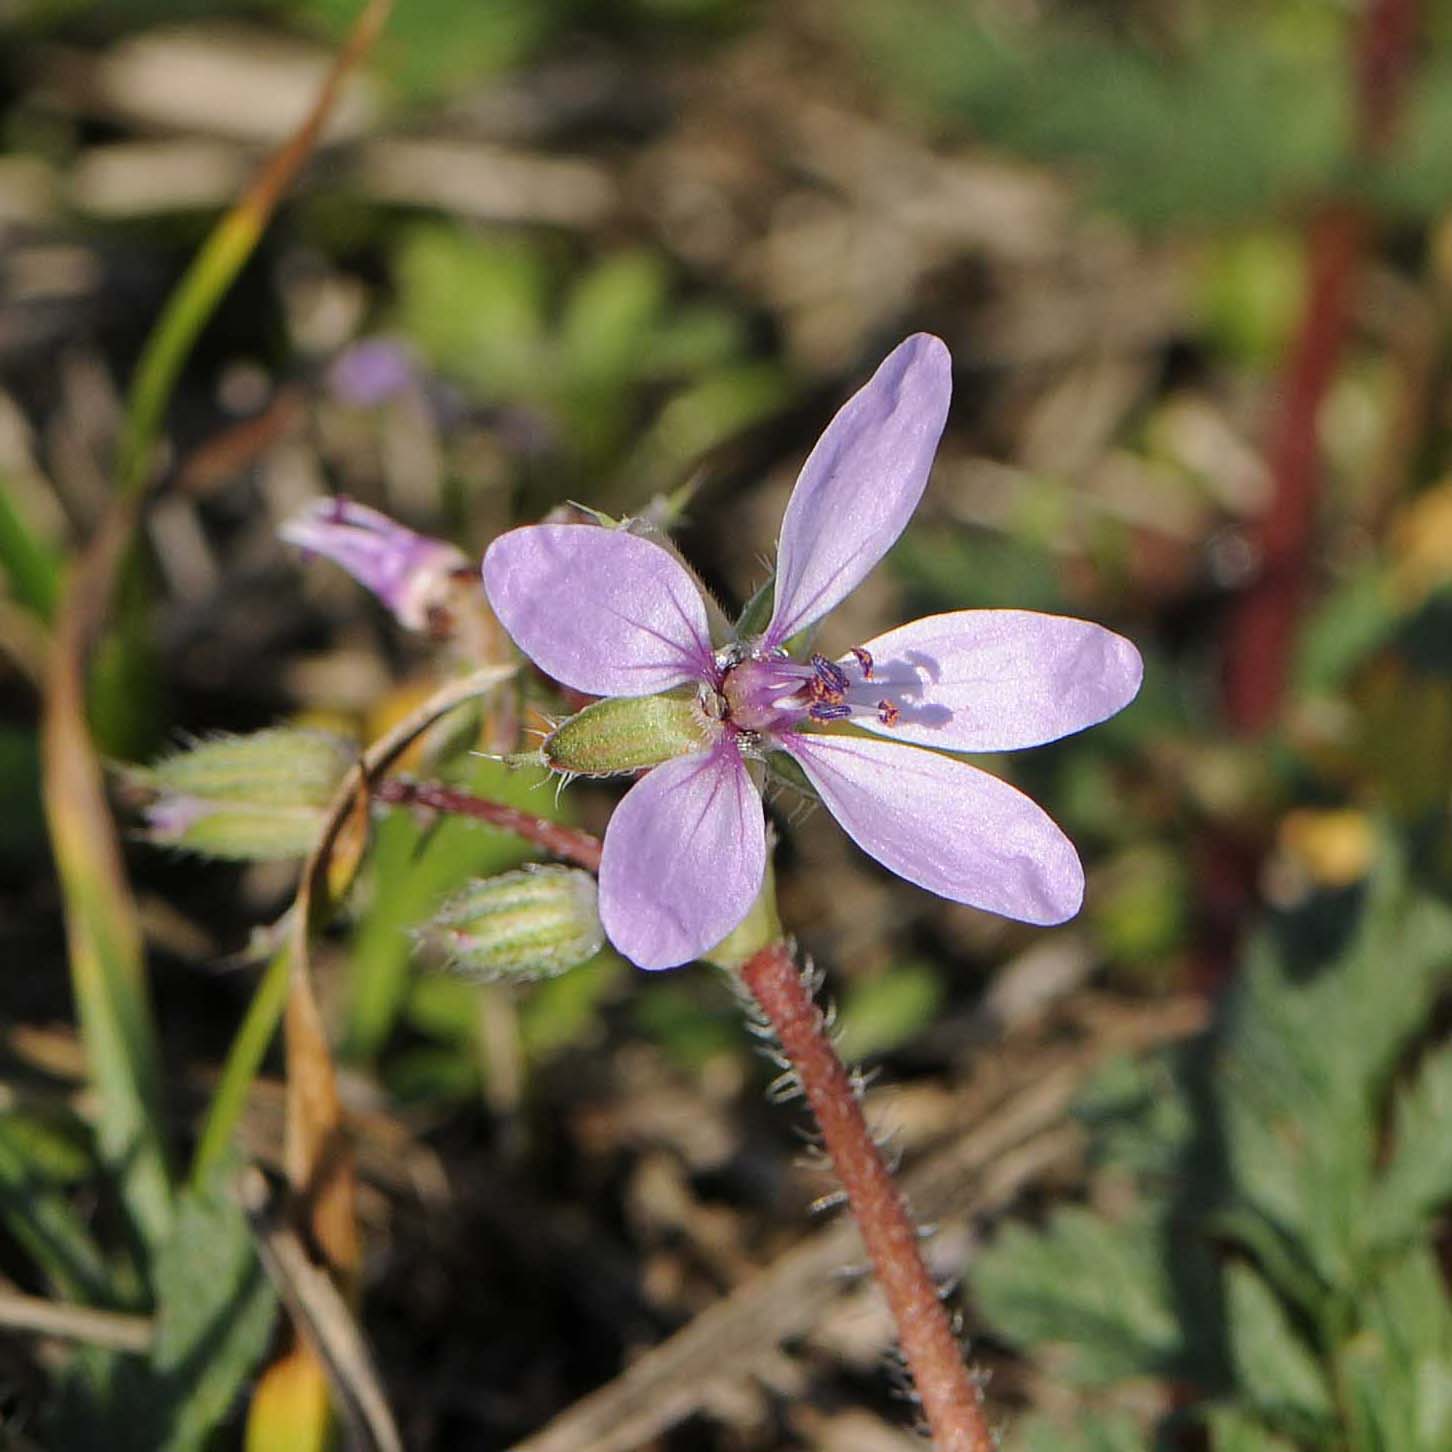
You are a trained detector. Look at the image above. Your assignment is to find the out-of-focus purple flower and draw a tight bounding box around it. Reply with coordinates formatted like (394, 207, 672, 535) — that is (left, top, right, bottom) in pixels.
(280, 496, 470, 633)
(483, 334, 1144, 970)
(327, 338, 419, 408)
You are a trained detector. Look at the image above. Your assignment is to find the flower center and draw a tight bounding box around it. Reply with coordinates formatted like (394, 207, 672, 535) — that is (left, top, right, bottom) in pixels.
(715, 646, 900, 740)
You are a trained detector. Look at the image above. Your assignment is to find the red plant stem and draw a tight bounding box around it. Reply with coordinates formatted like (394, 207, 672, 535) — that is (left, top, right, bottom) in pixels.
(740, 941, 992, 1452)
(1357, 0, 1419, 148)
(1223, 206, 1365, 732)
(374, 777, 603, 871)
(1222, 0, 1418, 733)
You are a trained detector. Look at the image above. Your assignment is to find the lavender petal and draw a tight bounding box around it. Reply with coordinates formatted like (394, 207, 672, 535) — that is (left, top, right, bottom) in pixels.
(279, 497, 468, 631)
(598, 744, 766, 969)
(765, 334, 951, 648)
(782, 731, 1083, 925)
(483, 525, 716, 697)
(844, 610, 1143, 752)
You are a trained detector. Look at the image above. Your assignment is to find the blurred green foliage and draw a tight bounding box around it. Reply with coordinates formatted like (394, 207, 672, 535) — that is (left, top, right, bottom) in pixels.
(392, 226, 786, 497)
(5, 1140, 277, 1452)
(834, 961, 944, 1062)
(973, 848, 1452, 1451)
(8, 0, 1452, 1444)
(857, 1, 1452, 229)
(298, 0, 553, 100)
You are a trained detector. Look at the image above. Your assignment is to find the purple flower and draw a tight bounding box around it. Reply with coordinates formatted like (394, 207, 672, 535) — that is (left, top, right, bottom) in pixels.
(483, 334, 1143, 970)
(280, 496, 469, 633)
(327, 338, 419, 409)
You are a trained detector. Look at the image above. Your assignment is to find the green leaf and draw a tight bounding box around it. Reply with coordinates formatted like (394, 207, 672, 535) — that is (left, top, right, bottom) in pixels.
(1011, 1408, 1151, 1452)
(0, 725, 45, 867)
(1193, 230, 1305, 369)
(638, 306, 745, 379)
(560, 252, 670, 388)
(46, 1163, 276, 1452)
(858, 3, 1349, 230)
(0, 1116, 116, 1305)
(1224, 1262, 1333, 1433)
(1336, 1246, 1452, 1452)
(1292, 563, 1397, 695)
(0, 475, 62, 620)
(625, 361, 788, 488)
(972, 1206, 1187, 1383)
(1075, 1050, 1196, 1181)
(297, 0, 555, 101)
(834, 962, 944, 1062)
(0, 1107, 93, 1186)
(1368, 1042, 1452, 1252)
(1373, 59, 1452, 221)
(394, 227, 549, 400)
(146, 1165, 277, 1452)
(634, 978, 741, 1069)
(1218, 855, 1452, 1287)
(520, 953, 624, 1059)
(1206, 1406, 1300, 1452)
(733, 573, 776, 639)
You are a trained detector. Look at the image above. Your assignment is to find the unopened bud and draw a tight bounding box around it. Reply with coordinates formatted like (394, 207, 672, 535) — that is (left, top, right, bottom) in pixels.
(280, 496, 471, 634)
(126, 728, 356, 860)
(543, 694, 706, 776)
(419, 866, 603, 981)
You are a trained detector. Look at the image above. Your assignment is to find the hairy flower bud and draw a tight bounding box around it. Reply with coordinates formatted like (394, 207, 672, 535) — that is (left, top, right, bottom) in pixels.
(419, 866, 603, 981)
(542, 694, 707, 777)
(125, 728, 356, 860)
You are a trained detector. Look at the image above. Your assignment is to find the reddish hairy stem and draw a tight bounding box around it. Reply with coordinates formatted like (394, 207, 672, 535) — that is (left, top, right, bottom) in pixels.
(740, 941, 993, 1452)
(374, 777, 603, 871)
(1223, 0, 1419, 732)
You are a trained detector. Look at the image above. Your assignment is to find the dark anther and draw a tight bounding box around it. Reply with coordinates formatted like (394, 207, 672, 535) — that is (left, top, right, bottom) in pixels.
(810, 653, 850, 696)
(850, 645, 874, 680)
(877, 699, 900, 727)
(809, 702, 852, 722)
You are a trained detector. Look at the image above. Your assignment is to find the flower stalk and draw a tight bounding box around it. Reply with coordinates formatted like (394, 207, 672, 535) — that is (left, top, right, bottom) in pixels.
(373, 776, 602, 870)
(739, 940, 993, 1452)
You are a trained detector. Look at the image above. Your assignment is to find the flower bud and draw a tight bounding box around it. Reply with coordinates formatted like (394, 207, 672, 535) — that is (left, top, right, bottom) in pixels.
(542, 694, 706, 777)
(280, 496, 471, 634)
(419, 866, 603, 981)
(126, 728, 356, 861)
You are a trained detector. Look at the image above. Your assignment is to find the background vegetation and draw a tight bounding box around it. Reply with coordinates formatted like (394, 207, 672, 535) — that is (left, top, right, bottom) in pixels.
(2, 0, 1452, 1447)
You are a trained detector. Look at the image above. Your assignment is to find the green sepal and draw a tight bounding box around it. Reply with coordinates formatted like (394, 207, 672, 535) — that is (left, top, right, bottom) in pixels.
(126, 728, 356, 808)
(544, 693, 708, 776)
(154, 805, 332, 862)
(765, 749, 816, 799)
(563, 501, 619, 527)
(124, 728, 358, 861)
(734, 574, 776, 639)
(420, 866, 603, 982)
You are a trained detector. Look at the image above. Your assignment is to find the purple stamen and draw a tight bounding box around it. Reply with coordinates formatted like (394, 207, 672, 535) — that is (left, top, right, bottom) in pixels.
(720, 654, 817, 733)
(811, 654, 850, 696)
